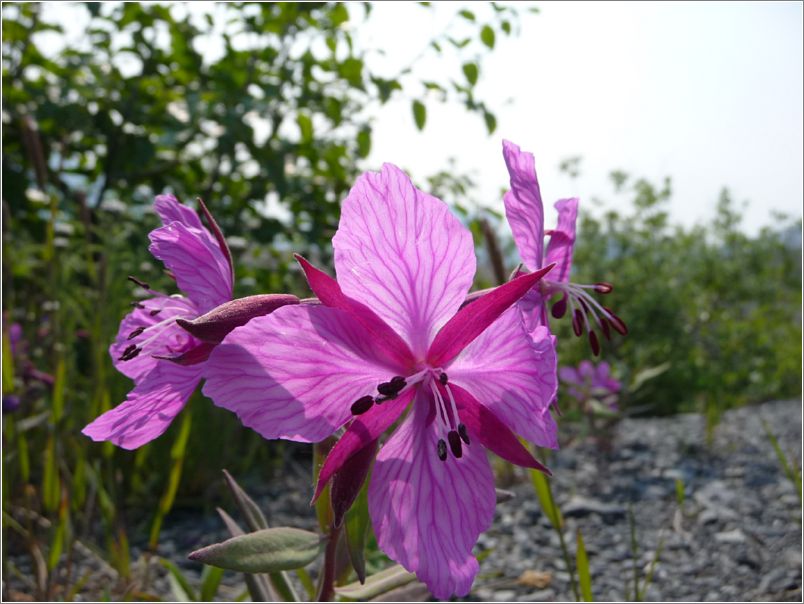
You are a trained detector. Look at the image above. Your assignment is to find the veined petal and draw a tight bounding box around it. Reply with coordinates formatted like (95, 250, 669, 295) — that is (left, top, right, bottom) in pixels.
(448, 311, 559, 448)
(544, 198, 579, 283)
(202, 304, 393, 443)
(449, 382, 550, 474)
(154, 194, 205, 231)
(296, 255, 413, 371)
(110, 295, 199, 381)
(82, 362, 202, 449)
(333, 163, 476, 358)
(149, 221, 233, 313)
(427, 265, 554, 368)
(368, 400, 495, 599)
(502, 140, 544, 271)
(313, 388, 414, 502)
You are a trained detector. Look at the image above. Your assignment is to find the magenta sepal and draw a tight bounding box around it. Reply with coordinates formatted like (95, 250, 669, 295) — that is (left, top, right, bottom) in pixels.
(330, 439, 378, 529)
(153, 341, 216, 366)
(177, 294, 300, 343)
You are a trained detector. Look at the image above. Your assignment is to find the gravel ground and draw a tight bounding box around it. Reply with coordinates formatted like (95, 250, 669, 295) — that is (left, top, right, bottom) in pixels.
(4, 399, 801, 602)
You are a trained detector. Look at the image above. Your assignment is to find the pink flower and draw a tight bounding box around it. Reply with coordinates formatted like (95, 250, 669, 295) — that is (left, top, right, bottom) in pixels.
(82, 195, 296, 449)
(203, 164, 558, 599)
(502, 140, 627, 355)
(559, 360, 621, 411)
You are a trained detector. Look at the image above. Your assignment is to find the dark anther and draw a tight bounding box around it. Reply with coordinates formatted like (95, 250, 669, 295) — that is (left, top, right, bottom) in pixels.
(551, 294, 568, 319)
(127, 276, 150, 290)
(127, 326, 146, 340)
(572, 309, 583, 337)
(119, 344, 141, 361)
(131, 301, 146, 309)
(458, 423, 470, 445)
(448, 431, 463, 459)
(149, 309, 161, 316)
(437, 439, 448, 461)
(595, 282, 613, 294)
(578, 297, 591, 314)
(377, 376, 406, 397)
(604, 307, 628, 336)
(589, 330, 601, 356)
(599, 317, 612, 341)
(350, 395, 374, 415)
(439, 373, 448, 385)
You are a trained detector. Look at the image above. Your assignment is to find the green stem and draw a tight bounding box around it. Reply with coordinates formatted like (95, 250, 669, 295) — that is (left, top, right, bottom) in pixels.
(556, 523, 580, 601)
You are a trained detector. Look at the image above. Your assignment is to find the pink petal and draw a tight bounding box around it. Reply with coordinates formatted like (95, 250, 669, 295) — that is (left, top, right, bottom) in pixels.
(544, 198, 579, 283)
(154, 194, 205, 230)
(368, 401, 495, 599)
(427, 265, 554, 368)
(448, 311, 559, 449)
(502, 140, 544, 271)
(202, 304, 394, 443)
(149, 221, 233, 313)
(296, 255, 414, 372)
(82, 362, 202, 449)
(313, 388, 414, 502)
(449, 382, 550, 474)
(110, 295, 200, 381)
(332, 164, 476, 358)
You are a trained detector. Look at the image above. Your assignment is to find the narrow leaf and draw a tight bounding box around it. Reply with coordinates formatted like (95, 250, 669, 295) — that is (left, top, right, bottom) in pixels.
(223, 469, 269, 531)
(576, 529, 593, 602)
(335, 564, 417, 599)
(530, 469, 562, 530)
(189, 528, 325, 573)
(160, 558, 199, 602)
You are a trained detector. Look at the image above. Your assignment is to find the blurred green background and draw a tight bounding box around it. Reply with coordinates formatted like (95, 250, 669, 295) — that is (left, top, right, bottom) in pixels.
(2, 2, 801, 601)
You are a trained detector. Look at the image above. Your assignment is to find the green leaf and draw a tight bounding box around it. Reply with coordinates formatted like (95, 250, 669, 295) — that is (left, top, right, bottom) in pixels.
(459, 9, 475, 21)
(2, 331, 14, 392)
(530, 469, 562, 530)
(200, 565, 225, 601)
(483, 110, 497, 134)
(297, 113, 313, 143)
(480, 25, 496, 49)
(462, 62, 479, 86)
(576, 529, 593, 602)
(161, 558, 199, 601)
(335, 564, 417, 600)
(223, 469, 269, 531)
(329, 3, 349, 27)
(343, 475, 371, 583)
(412, 100, 426, 130)
(356, 127, 371, 159)
(189, 528, 326, 573)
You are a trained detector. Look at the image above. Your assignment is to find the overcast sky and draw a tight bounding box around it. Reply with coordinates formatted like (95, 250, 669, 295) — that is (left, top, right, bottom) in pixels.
(361, 1, 803, 236)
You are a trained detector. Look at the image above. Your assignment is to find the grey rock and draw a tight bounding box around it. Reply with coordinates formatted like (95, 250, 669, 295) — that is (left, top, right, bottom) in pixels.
(562, 496, 626, 519)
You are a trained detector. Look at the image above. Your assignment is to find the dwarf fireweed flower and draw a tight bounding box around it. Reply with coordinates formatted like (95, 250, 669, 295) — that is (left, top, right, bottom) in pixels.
(82, 195, 296, 449)
(559, 360, 621, 412)
(203, 164, 559, 599)
(502, 140, 627, 355)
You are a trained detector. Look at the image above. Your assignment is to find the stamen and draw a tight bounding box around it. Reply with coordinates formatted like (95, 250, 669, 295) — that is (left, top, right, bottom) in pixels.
(551, 294, 568, 319)
(127, 326, 146, 340)
(127, 276, 150, 290)
(437, 439, 447, 461)
(604, 307, 628, 335)
(439, 372, 448, 385)
(377, 376, 406, 398)
(595, 282, 613, 294)
(458, 423, 470, 445)
(599, 316, 612, 340)
(150, 309, 162, 317)
(118, 344, 141, 361)
(350, 395, 374, 415)
(588, 330, 601, 356)
(572, 308, 583, 337)
(447, 431, 463, 458)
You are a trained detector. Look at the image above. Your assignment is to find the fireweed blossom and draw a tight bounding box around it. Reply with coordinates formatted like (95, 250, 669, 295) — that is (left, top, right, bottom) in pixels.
(559, 360, 621, 411)
(204, 164, 559, 598)
(502, 140, 627, 355)
(82, 195, 296, 449)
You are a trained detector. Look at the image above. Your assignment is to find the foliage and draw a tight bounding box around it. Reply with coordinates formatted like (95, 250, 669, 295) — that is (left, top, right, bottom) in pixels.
(2, 2, 525, 599)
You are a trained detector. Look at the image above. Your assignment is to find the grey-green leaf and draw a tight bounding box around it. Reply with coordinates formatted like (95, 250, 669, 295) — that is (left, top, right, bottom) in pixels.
(189, 528, 325, 573)
(335, 564, 418, 600)
(412, 100, 426, 130)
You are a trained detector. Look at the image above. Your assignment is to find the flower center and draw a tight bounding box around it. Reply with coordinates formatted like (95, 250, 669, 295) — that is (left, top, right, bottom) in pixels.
(348, 368, 470, 462)
(544, 279, 627, 355)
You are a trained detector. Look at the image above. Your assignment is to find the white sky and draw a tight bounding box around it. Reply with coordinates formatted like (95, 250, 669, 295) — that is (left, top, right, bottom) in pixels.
(29, 1, 804, 236)
(361, 1, 804, 235)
